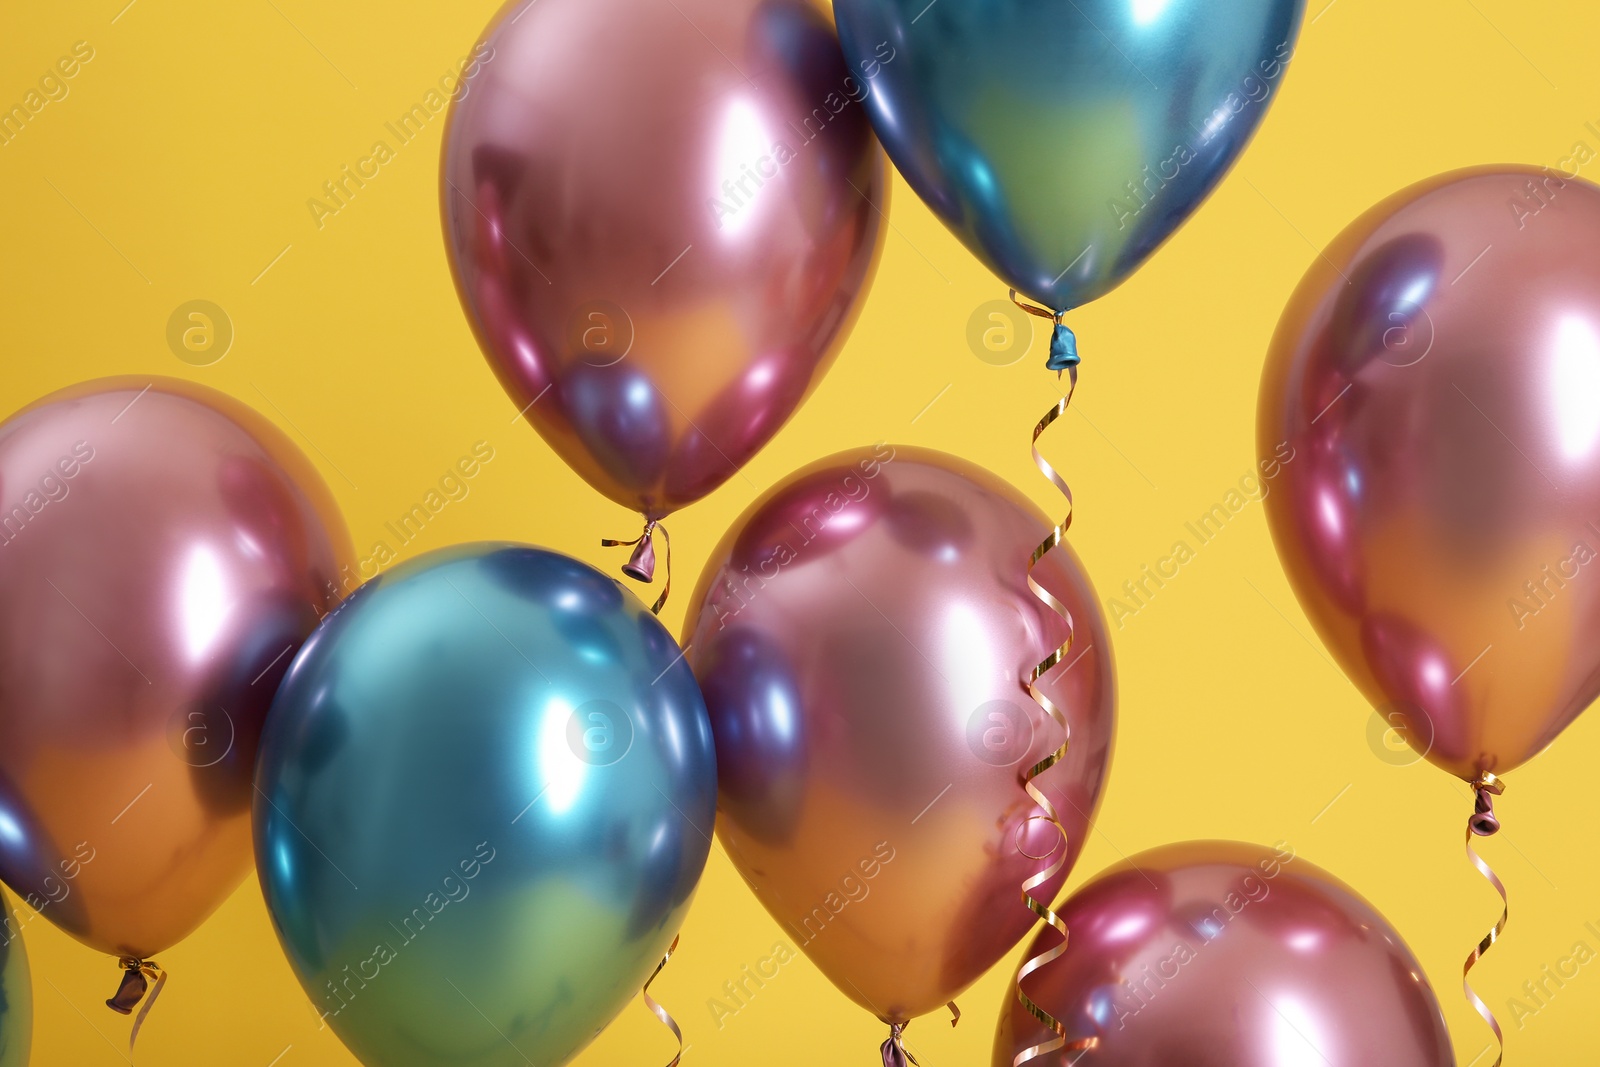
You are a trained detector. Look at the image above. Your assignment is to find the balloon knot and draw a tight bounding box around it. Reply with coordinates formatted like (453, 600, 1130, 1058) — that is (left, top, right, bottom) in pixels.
(602, 520, 672, 615)
(1470, 772, 1504, 837)
(1006, 289, 1080, 372)
(880, 1022, 920, 1067)
(106, 956, 167, 1054)
(1046, 322, 1079, 372)
(107, 958, 152, 1014)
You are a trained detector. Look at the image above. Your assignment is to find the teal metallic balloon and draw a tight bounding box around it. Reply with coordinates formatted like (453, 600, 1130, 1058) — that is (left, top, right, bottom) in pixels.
(0, 890, 31, 1067)
(254, 544, 715, 1067)
(834, 0, 1305, 313)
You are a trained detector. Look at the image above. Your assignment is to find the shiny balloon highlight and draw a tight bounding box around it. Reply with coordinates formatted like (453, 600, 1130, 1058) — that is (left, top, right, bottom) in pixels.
(834, 0, 1305, 312)
(684, 446, 1114, 1025)
(0, 377, 352, 960)
(443, 0, 885, 518)
(255, 543, 716, 1067)
(1260, 165, 1600, 780)
(992, 841, 1455, 1066)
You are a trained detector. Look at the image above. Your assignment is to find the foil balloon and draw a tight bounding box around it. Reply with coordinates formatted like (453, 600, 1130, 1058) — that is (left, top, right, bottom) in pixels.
(255, 543, 716, 1067)
(1259, 166, 1600, 781)
(833, 0, 1304, 313)
(442, 0, 885, 528)
(992, 841, 1455, 1066)
(0, 891, 32, 1067)
(0, 377, 352, 971)
(684, 446, 1114, 1044)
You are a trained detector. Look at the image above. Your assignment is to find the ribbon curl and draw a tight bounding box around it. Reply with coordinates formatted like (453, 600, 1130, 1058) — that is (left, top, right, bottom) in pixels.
(1010, 291, 1097, 1066)
(641, 934, 684, 1067)
(1464, 772, 1507, 1067)
(106, 956, 167, 1058)
(603, 520, 671, 614)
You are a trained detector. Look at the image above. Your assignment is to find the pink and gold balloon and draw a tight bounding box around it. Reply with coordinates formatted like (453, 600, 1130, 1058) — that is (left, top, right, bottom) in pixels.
(684, 446, 1114, 1049)
(442, 0, 885, 532)
(0, 378, 352, 972)
(1260, 165, 1600, 783)
(992, 841, 1454, 1066)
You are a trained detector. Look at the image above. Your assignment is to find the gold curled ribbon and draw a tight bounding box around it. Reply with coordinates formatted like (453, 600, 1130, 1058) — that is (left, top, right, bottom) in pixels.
(641, 934, 684, 1067)
(1464, 773, 1506, 1067)
(1012, 291, 1096, 1067)
(602, 520, 671, 614)
(106, 957, 167, 1058)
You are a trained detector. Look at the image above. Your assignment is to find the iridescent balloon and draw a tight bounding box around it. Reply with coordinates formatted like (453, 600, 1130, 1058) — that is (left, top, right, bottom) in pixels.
(992, 841, 1455, 1066)
(0, 377, 352, 960)
(443, 0, 885, 519)
(684, 446, 1114, 1025)
(255, 543, 716, 1067)
(0, 890, 31, 1067)
(1260, 166, 1600, 779)
(833, 0, 1304, 312)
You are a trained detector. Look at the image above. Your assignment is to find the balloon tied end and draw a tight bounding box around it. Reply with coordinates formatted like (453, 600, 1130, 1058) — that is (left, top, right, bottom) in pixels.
(1470, 772, 1505, 837)
(1007, 289, 1079, 373)
(602, 520, 671, 614)
(880, 1021, 921, 1067)
(1047, 323, 1079, 373)
(107, 957, 167, 1054)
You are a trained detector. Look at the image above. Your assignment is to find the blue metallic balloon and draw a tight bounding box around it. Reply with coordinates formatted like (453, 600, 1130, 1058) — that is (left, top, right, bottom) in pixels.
(254, 543, 716, 1067)
(0, 890, 31, 1067)
(834, 0, 1305, 312)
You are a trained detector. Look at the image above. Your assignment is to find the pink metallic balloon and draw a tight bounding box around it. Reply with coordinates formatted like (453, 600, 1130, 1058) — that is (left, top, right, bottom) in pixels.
(0, 378, 353, 959)
(993, 841, 1454, 1066)
(1260, 165, 1600, 780)
(442, 0, 886, 519)
(684, 446, 1115, 1024)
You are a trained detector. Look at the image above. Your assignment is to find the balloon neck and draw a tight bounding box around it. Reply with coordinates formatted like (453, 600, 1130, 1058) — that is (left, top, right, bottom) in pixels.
(621, 523, 658, 582)
(879, 1022, 919, 1067)
(107, 957, 167, 1055)
(1469, 772, 1505, 837)
(601, 520, 672, 615)
(1047, 322, 1080, 372)
(106, 960, 149, 1015)
(1007, 289, 1080, 373)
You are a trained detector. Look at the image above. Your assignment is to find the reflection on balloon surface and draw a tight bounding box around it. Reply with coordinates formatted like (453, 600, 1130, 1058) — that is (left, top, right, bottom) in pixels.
(685, 446, 1114, 1023)
(256, 543, 715, 1067)
(0, 889, 30, 1067)
(0, 377, 351, 959)
(443, 0, 884, 518)
(1261, 166, 1600, 779)
(992, 841, 1454, 1066)
(834, 0, 1304, 311)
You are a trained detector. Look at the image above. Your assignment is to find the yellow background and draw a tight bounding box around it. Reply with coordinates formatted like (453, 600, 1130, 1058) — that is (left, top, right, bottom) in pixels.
(2, 0, 1598, 1063)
